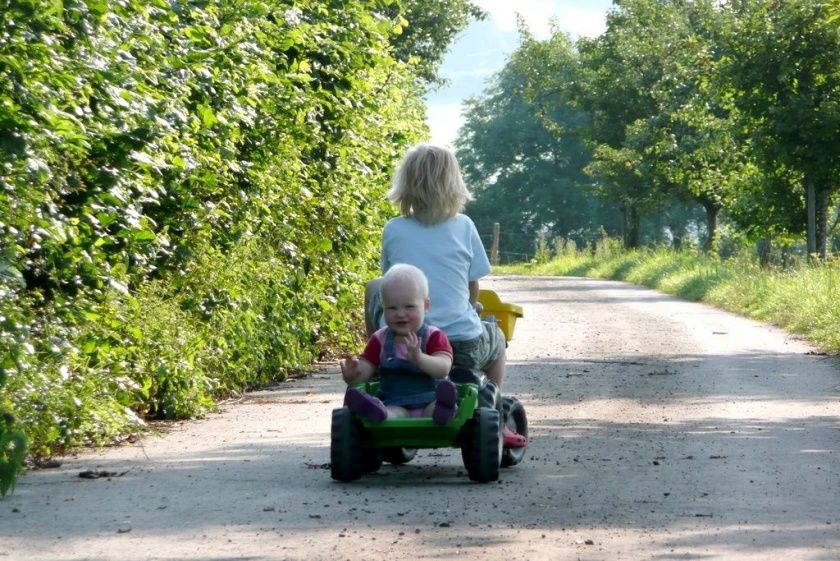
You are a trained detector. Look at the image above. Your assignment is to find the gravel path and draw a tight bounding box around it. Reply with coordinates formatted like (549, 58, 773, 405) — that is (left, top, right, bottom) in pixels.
(2, 275, 839, 560)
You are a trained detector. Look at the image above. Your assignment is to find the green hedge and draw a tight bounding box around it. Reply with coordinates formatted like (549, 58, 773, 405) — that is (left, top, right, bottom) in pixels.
(0, 0, 434, 492)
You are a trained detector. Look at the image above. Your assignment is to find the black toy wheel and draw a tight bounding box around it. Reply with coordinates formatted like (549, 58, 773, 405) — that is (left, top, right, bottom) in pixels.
(501, 396, 528, 468)
(330, 407, 364, 481)
(461, 407, 502, 483)
(380, 447, 417, 465)
(362, 446, 383, 473)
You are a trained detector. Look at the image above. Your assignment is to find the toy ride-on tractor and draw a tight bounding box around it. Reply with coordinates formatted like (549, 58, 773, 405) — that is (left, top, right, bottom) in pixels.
(330, 290, 527, 483)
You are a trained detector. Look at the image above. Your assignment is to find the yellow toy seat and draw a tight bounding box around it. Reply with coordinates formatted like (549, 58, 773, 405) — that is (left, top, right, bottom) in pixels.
(477, 289, 523, 342)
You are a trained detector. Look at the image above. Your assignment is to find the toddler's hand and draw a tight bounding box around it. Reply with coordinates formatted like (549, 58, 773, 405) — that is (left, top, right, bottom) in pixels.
(405, 331, 421, 363)
(340, 357, 361, 384)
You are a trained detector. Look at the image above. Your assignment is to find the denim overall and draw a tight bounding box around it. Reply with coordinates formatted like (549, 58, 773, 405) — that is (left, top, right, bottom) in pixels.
(378, 325, 438, 408)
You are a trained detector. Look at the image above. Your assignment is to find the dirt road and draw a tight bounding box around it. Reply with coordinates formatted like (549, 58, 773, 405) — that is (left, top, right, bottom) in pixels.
(3, 275, 839, 560)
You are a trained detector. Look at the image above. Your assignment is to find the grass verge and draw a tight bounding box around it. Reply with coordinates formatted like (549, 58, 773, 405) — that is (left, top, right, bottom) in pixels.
(496, 248, 840, 355)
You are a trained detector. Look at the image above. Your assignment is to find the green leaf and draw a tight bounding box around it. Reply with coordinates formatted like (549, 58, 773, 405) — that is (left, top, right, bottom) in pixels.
(197, 104, 217, 128)
(0, 262, 25, 289)
(80, 309, 100, 321)
(129, 229, 157, 242)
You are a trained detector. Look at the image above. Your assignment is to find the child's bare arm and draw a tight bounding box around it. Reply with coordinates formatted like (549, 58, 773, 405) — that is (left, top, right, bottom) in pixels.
(404, 332, 453, 379)
(469, 280, 479, 306)
(421, 352, 454, 379)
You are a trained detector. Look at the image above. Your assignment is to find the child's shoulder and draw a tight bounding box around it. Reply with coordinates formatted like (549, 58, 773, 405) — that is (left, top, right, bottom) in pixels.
(424, 324, 449, 341)
(442, 214, 475, 229)
(453, 213, 477, 226)
(371, 327, 390, 342)
(384, 215, 416, 228)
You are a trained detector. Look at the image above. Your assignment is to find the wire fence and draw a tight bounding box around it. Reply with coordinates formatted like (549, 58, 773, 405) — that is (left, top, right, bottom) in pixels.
(477, 229, 539, 264)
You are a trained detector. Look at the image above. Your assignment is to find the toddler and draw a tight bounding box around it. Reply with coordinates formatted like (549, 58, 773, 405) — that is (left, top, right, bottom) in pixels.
(341, 264, 457, 425)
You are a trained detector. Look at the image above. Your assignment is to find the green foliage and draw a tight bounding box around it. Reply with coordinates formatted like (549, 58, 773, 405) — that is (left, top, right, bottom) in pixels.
(456, 33, 620, 262)
(719, 0, 840, 256)
(1, 0, 473, 486)
(386, 0, 485, 85)
(479, 0, 838, 256)
(576, 1, 741, 248)
(0, 410, 27, 496)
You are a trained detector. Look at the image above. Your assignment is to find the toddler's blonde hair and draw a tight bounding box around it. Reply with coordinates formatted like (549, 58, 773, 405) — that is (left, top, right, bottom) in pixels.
(387, 144, 473, 225)
(380, 263, 429, 302)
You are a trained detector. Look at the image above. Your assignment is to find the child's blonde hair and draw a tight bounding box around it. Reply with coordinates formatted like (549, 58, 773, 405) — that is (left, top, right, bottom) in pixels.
(380, 263, 429, 302)
(387, 143, 473, 225)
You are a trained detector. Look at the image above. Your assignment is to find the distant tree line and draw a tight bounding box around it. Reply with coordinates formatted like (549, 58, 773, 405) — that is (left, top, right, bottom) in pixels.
(0, 0, 481, 494)
(457, 0, 840, 262)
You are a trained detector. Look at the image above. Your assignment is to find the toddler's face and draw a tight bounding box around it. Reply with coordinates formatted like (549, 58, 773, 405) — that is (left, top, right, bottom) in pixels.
(381, 280, 429, 336)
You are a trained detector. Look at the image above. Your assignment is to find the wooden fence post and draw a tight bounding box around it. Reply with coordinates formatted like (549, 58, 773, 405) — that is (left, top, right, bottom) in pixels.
(490, 222, 500, 265)
(806, 181, 816, 259)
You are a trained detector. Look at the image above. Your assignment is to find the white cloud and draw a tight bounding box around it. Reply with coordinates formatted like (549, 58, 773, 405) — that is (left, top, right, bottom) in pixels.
(553, 7, 608, 39)
(425, 103, 464, 147)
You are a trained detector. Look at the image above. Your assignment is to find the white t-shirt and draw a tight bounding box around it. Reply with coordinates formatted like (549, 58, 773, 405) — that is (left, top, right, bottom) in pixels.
(381, 214, 491, 341)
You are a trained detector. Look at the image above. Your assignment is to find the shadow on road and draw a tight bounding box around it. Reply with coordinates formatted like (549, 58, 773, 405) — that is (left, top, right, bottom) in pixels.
(3, 351, 838, 561)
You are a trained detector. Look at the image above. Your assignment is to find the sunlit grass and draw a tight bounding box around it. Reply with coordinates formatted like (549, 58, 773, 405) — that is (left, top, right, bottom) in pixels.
(497, 248, 840, 354)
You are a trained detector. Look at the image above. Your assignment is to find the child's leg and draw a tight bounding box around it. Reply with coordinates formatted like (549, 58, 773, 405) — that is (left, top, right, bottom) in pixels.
(432, 380, 458, 425)
(344, 388, 388, 423)
(387, 405, 410, 418)
(485, 346, 506, 389)
(481, 328, 526, 447)
(451, 322, 507, 388)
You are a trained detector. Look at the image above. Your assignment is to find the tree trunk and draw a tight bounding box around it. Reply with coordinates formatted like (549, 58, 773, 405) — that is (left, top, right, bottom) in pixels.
(802, 176, 832, 260)
(805, 177, 816, 258)
(815, 185, 830, 259)
(667, 212, 687, 250)
(672, 232, 683, 250)
(703, 202, 720, 253)
(622, 202, 640, 249)
(757, 235, 772, 267)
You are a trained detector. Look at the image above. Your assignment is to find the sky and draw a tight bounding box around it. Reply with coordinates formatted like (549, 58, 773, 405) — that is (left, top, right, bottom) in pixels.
(425, 0, 614, 147)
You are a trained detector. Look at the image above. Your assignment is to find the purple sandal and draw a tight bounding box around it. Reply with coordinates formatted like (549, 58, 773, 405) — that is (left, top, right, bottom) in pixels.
(344, 388, 388, 423)
(432, 380, 458, 425)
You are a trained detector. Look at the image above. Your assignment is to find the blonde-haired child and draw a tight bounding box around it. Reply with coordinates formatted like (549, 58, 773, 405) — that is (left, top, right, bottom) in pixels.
(370, 143, 526, 447)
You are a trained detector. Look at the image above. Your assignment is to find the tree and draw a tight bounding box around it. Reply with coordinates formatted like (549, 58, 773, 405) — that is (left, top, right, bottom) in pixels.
(574, 0, 679, 247)
(385, 0, 485, 86)
(635, 1, 749, 251)
(573, 1, 747, 250)
(720, 0, 840, 258)
(455, 33, 618, 260)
